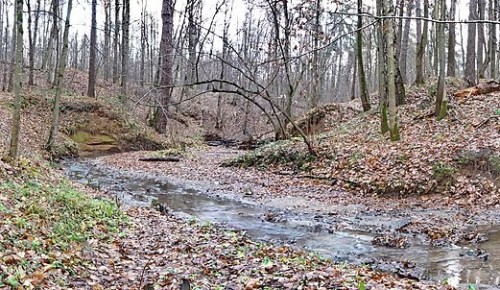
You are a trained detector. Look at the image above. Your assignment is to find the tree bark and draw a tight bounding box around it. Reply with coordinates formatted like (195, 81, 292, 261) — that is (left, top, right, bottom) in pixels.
(489, 0, 497, 78)
(104, 0, 111, 81)
(477, 0, 486, 78)
(47, 0, 73, 151)
(357, 0, 370, 111)
(120, 0, 130, 98)
(384, 0, 400, 141)
(435, 0, 447, 120)
(415, 0, 428, 84)
(447, 0, 457, 77)
(113, 0, 120, 84)
(399, 0, 412, 84)
(154, 0, 173, 133)
(8, 0, 24, 160)
(140, 5, 146, 87)
(310, 0, 321, 109)
(376, 0, 387, 109)
(465, 0, 478, 86)
(27, 0, 41, 86)
(87, 0, 97, 98)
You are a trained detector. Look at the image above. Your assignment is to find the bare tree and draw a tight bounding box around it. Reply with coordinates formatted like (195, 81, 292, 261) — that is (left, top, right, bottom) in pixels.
(435, 0, 447, 120)
(113, 0, 120, 84)
(120, 0, 130, 97)
(103, 0, 111, 81)
(465, 0, 478, 86)
(154, 0, 174, 133)
(399, 0, 412, 84)
(447, 0, 457, 77)
(488, 0, 496, 78)
(383, 0, 400, 141)
(139, 3, 146, 87)
(7, 0, 23, 160)
(27, 0, 41, 86)
(415, 0, 428, 84)
(477, 0, 486, 78)
(47, 0, 73, 151)
(357, 0, 370, 112)
(87, 0, 97, 98)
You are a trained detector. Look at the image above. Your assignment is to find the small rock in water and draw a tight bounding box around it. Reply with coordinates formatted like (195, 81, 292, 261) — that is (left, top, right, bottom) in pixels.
(157, 203, 170, 215)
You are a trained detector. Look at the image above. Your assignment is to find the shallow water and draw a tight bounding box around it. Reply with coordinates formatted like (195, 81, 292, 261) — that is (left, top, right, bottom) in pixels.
(61, 158, 500, 288)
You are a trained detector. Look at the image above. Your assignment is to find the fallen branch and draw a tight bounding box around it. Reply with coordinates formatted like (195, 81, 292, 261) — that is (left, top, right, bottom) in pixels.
(474, 115, 499, 128)
(453, 80, 500, 98)
(139, 157, 181, 162)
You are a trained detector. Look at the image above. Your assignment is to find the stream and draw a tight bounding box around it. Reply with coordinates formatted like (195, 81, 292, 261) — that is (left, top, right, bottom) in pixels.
(60, 158, 500, 288)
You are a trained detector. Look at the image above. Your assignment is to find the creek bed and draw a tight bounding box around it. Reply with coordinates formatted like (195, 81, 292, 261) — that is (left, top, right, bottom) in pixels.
(60, 158, 500, 288)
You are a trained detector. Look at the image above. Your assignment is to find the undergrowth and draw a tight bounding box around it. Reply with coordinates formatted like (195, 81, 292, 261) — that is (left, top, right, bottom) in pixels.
(222, 140, 316, 171)
(0, 162, 126, 288)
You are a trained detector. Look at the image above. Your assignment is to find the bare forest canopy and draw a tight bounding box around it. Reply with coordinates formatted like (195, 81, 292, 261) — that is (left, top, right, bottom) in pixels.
(1, 0, 499, 159)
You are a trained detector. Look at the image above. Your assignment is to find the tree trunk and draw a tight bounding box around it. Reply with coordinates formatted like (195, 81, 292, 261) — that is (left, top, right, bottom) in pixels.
(87, 0, 97, 98)
(395, 0, 404, 58)
(489, 0, 497, 78)
(187, 0, 199, 85)
(2, 9, 9, 92)
(447, 0, 457, 77)
(7, 4, 17, 92)
(216, 3, 230, 130)
(0, 1, 3, 88)
(113, 0, 120, 84)
(7, 0, 24, 161)
(357, 0, 370, 111)
(384, 0, 400, 141)
(27, 0, 41, 86)
(376, 0, 387, 107)
(46, 0, 72, 151)
(120, 0, 130, 98)
(154, 0, 173, 134)
(477, 0, 486, 78)
(399, 0, 412, 84)
(310, 0, 321, 109)
(140, 5, 146, 87)
(431, 4, 439, 75)
(103, 0, 111, 81)
(435, 0, 447, 120)
(351, 51, 357, 100)
(465, 0, 478, 86)
(415, 0, 428, 84)
(41, 0, 59, 78)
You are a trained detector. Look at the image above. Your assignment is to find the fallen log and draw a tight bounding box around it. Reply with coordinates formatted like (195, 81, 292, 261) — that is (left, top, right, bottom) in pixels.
(139, 156, 180, 162)
(454, 80, 500, 98)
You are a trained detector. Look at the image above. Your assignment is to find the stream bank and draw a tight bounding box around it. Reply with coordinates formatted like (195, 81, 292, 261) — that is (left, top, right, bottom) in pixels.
(59, 147, 500, 288)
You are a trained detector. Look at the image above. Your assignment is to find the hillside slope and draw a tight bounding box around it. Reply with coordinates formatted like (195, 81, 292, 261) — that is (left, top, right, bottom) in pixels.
(229, 85, 499, 202)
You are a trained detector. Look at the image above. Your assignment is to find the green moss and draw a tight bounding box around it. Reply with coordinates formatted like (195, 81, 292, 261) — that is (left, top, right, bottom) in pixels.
(436, 100, 448, 121)
(221, 140, 316, 171)
(390, 121, 400, 141)
(380, 104, 389, 134)
(70, 131, 116, 145)
(70, 131, 91, 143)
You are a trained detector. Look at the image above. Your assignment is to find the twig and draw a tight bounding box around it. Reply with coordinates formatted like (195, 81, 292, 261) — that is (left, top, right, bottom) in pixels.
(138, 257, 154, 289)
(474, 115, 499, 128)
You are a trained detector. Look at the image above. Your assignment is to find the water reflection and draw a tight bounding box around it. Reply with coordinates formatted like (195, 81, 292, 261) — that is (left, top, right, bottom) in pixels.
(60, 158, 500, 287)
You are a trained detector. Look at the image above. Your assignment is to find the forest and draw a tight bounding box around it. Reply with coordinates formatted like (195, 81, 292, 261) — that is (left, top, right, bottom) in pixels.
(0, 0, 499, 289)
